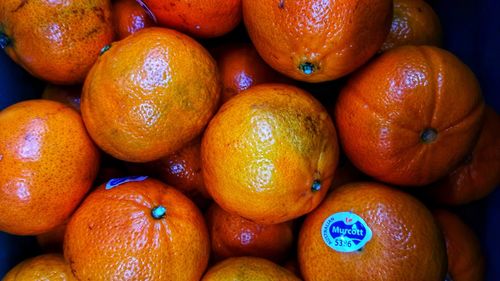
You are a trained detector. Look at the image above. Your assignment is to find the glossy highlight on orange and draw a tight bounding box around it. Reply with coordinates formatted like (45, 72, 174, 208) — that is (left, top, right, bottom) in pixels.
(243, 0, 392, 82)
(0, 100, 100, 235)
(113, 0, 155, 39)
(202, 84, 339, 224)
(64, 178, 210, 280)
(335, 46, 485, 186)
(81, 27, 221, 163)
(0, 0, 113, 84)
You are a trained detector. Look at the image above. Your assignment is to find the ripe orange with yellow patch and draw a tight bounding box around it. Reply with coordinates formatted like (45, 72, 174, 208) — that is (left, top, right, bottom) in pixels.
(81, 27, 220, 163)
(3, 254, 76, 281)
(202, 84, 339, 224)
(202, 257, 300, 281)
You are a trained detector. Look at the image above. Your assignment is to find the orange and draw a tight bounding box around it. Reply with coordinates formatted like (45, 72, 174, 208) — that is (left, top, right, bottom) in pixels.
(380, 0, 442, 52)
(0, 0, 113, 84)
(242, 0, 392, 82)
(202, 257, 300, 281)
(429, 106, 500, 205)
(214, 42, 287, 103)
(64, 177, 209, 280)
(112, 0, 155, 40)
(142, 0, 241, 38)
(206, 203, 294, 263)
(298, 182, 447, 281)
(36, 222, 68, 253)
(3, 254, 76, 281)
(335, 46, 485, 186)
(202, 84, 339, 224)
(81, 27, 220, 163)
(151, 138, 210, 202)
(0, 100, 100, 235)
(433, 209, 485, 281)
(41, 84, 82, 112)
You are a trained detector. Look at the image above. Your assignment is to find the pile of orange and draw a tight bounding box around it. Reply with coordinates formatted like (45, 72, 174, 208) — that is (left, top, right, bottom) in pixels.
(0, 0, 496, 280)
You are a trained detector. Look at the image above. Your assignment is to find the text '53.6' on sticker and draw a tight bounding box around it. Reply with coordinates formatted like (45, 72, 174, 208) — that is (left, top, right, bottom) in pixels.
(321, 211, 372, 253)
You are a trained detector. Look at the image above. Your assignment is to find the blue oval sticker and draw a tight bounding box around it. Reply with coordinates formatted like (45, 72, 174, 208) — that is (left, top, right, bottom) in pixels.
(105, 176, 149, 190)
(321, 211, 372, 253)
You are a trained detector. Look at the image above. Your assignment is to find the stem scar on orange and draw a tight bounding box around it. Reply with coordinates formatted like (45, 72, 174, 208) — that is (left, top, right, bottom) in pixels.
(81, 27, 221, 163)
(335, 46, 485, 186)
(242, 0, 393, 82)
(0, 0, 114, 84)
(64, 178, 210, 280)
(202, 83, 339, 225)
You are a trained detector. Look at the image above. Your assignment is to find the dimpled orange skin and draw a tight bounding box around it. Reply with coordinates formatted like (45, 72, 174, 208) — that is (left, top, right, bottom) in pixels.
(242, 0, 392, 82)
(380, 0, 442, 52)
(206, 203, 294, 263)
(429, 106, 500, 205)
(433, 209, 485, 281)
(298, 182, 447, 281)
(3, 254, 76, 281)
(335, 46, 485, 186)
(112, 0, 155, 40)
(142, 0, 241, 38)
(0, 0, 113, 84)
(215, 42, 287, 104)
(202, 84, 339, 224)
(202, 257, 301, 281)
(42, 84, 82, 112)
(81, 27, 221, 163)
(64, 178, 210, 281)
(0, 100, 100, 235)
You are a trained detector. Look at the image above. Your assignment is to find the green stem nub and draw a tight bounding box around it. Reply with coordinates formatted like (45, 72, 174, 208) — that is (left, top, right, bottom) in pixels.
(0, 33, 10, 49)
(99, 45, 110, 56)
(151, 205, 167, 219)
(420, 128, 438, 143)
(299, 62, 316, 75)
(311, 180, 321, 192)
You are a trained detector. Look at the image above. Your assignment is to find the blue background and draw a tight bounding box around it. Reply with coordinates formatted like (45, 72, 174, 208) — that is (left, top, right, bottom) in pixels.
(430, 1, 500, 280)
(0, 0, 499, 279)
